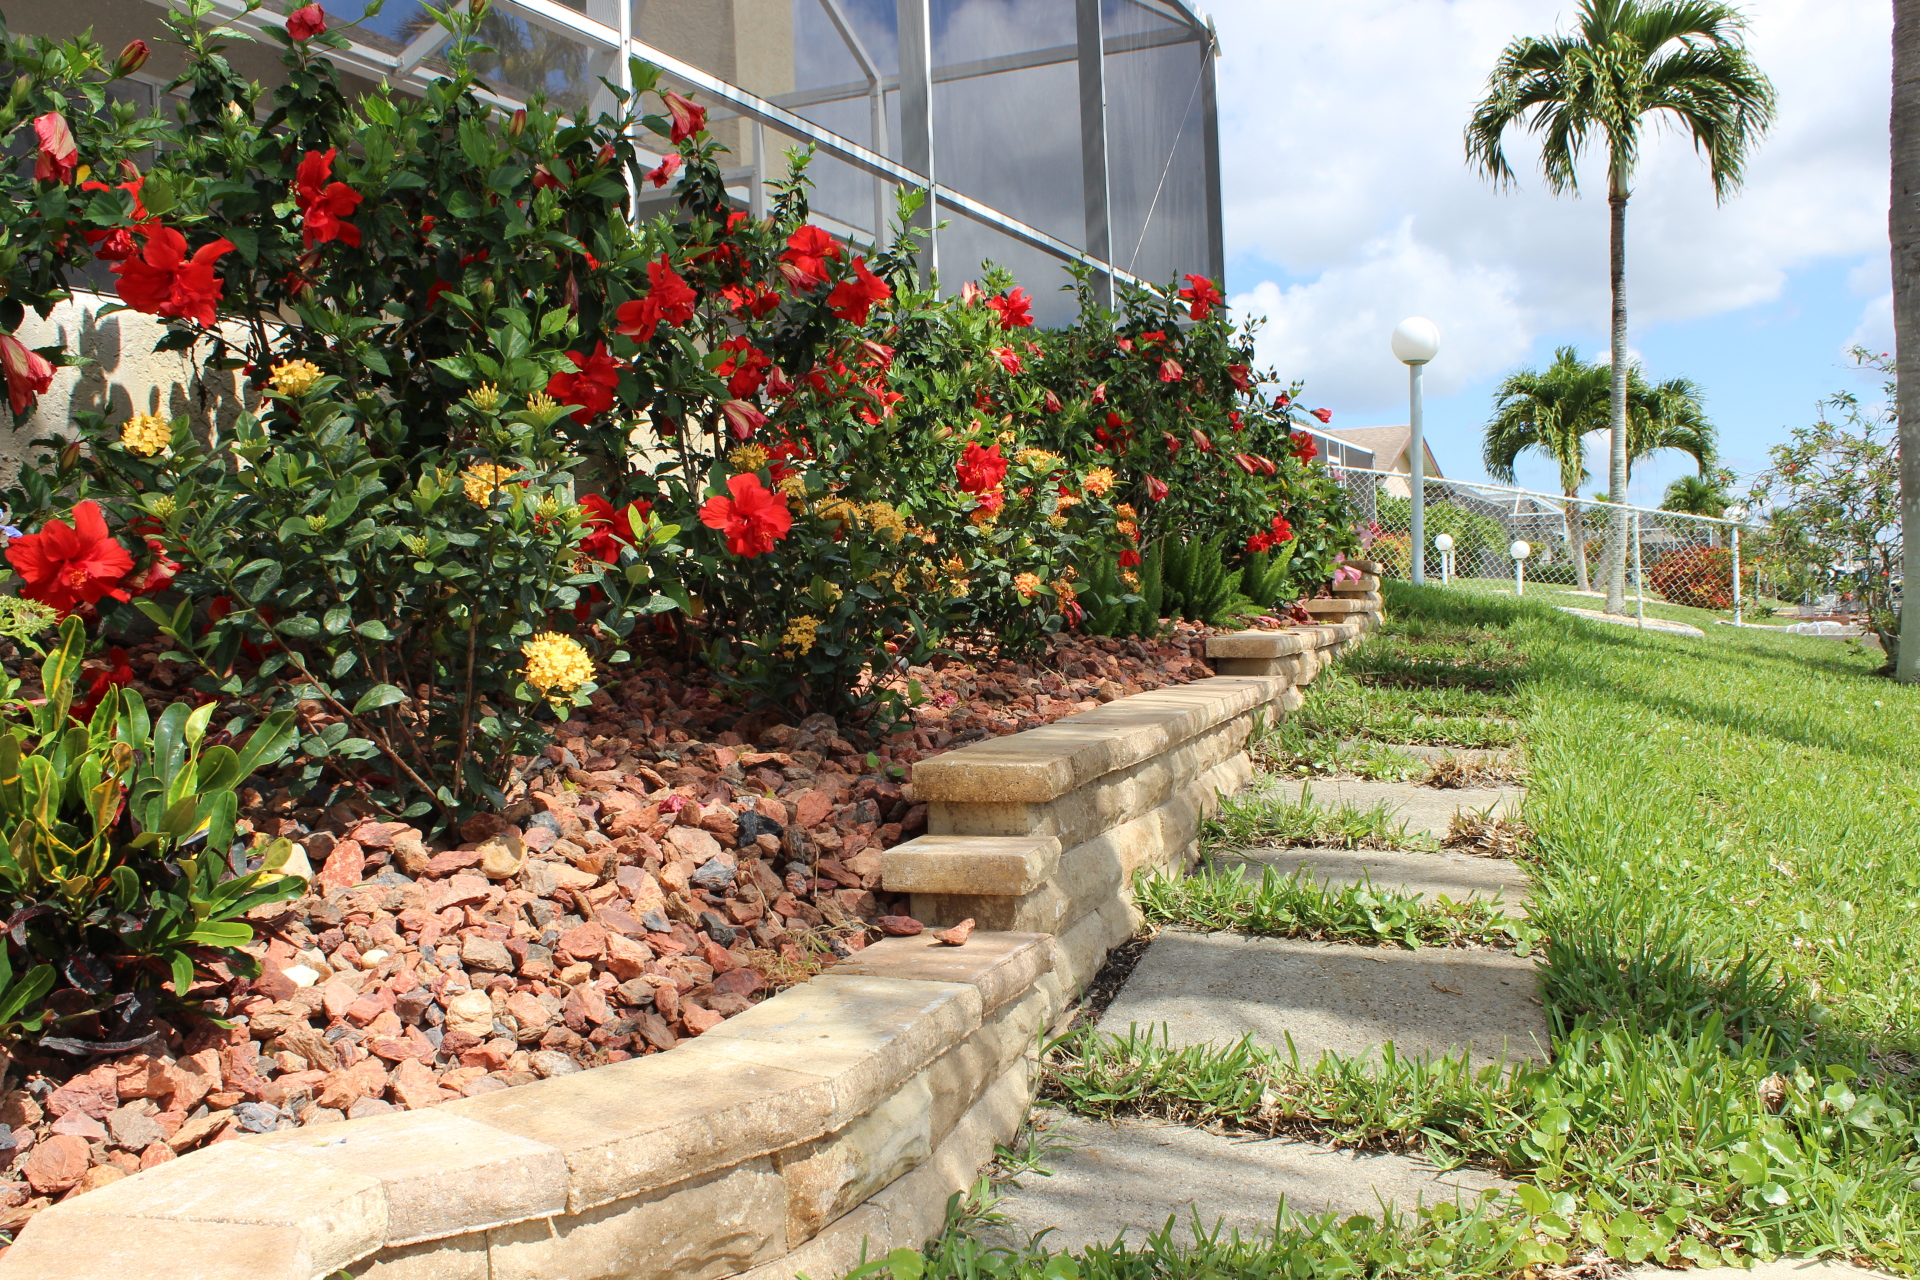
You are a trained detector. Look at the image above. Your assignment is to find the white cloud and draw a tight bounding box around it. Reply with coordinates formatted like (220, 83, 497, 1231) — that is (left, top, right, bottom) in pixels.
(1213, 0, 1892, 417)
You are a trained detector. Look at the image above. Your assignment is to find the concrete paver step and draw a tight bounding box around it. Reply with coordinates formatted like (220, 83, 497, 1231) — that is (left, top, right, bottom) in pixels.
(1254, 776, 1525, 841)
(1098, 931, 1549, 1065)
(1212, 844, 1532, 906)
(987, 1110, 1509, 1253)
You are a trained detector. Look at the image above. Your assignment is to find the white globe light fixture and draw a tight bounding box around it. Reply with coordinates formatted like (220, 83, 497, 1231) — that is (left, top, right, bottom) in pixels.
(1433, 532, 1455, 584)
(1725, 504, 1749, 622)
(1510, 539, 1532, 596)
(1391, 318, 1440, 585)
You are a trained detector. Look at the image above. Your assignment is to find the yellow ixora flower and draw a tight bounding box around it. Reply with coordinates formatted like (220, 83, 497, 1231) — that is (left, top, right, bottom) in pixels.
(727, 444, 771, 473)
(522, 632, 594, 698)
(468, 382, 503, 411)
(1054, 579, 1079, 605)
(527, 391, 561, 416)
(1083, 467, 1115, 496)
(268, 359, 325, 397)
(1015, 448, 1061, 472)
(781, 614, 820, 655)
(776, 473, 808, 499)
(462, 462, 518, 505)
(860, 501, 907, 543)
(119, 412, 171, 457)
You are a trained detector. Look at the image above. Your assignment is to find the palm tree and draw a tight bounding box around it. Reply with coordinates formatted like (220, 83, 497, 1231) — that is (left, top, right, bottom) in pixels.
(1466, 0, 1775, 615)
(1660, 473, 1728, 516)
(1484, 346, 1610, 590)
(1627, 374, 1717, 479)
(1895, 0, 1920, 681)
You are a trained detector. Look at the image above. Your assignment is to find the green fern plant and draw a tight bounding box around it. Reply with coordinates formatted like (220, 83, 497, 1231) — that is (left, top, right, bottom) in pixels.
(1084, 542, 1167, 637)
(1240, 542, 1299, 612)
(1163, 536, 1254, 625)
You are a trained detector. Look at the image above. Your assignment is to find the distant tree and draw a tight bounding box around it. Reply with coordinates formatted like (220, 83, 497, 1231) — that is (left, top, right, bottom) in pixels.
(1467, 0, 1775, 615)
(1485, 345, 1717, 589)
(1661, 472, 1729, 517)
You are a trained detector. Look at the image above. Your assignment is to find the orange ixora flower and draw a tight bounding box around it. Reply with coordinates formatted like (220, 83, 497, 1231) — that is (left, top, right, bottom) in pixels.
(1013, 572, 1043, 599)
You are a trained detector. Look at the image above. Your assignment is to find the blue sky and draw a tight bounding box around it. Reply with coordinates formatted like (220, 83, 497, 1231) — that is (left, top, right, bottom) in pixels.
(1213, 0, 1891, 509)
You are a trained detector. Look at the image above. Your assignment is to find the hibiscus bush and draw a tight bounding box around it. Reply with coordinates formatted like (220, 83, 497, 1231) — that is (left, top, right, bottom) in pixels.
(0, 0, 1354, 828)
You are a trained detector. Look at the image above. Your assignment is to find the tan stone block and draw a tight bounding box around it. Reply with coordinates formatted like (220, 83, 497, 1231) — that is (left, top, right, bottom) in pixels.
(869, 1062, 1032, 1254)
(696, 975, 983, 1130)
(911, 678, 1277, 805)
(1273, 686, 1306, 714)
(246, 1107, 566, 1246)
(825, 932, 1052, 1016)
(0, 1213, 312, 1280)
(1347, 558, 1385, 574)
(444, 1044, 833, 1213)
(485, 1162, 786, 1280)
(16, 1137, 387, 1275)
(1303, 597, 1372, 617)
(1332, 574, 1382, 594)
(350, 1230, 490, 1280)
(1214, 656, 1290, 679)
(880, 834, 1060, 897)
(927, 715, 1250, 850)
(1204, 630, 1309, 659)
(731, 1205, 893, 1280)
(922, 985, 1050, 1146)
(777, 1074, 932, 1248)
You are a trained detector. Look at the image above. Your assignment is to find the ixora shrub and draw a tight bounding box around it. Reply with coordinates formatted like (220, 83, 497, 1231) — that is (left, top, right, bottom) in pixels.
(1645, 544, 1749, 611)
(0, 0, 1354, 826)
(0, 617, 302, 1052)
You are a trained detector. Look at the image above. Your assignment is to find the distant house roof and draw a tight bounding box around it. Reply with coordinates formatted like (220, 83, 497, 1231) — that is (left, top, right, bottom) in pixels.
(1322, 425, 1443, 478)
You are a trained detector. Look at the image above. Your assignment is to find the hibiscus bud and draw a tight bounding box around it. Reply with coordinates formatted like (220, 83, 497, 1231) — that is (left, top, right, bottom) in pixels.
(509, 108, 526, 139)
(1144, 475, 1169, 502)
(58, 440, 82, 471)
(1043, 389, 1061, 414)
(596, 142, 616, 168)
(113, 40, 151, 78)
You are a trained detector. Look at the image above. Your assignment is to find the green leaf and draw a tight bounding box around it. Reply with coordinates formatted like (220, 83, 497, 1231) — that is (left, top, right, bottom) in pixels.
(354, 619, 394, 640)
(351, 684, 409, 714)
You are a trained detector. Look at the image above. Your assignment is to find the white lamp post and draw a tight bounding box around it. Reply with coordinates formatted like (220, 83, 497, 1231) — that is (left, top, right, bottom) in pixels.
(1391, 318, 1440, 585)
(1434, 532, 1454, 584)
(1726, 503, 1748, 625)
(1510, 539, 1532, 596)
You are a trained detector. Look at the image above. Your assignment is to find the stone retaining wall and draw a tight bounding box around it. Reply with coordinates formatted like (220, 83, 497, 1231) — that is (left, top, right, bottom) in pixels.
(0, 579, 1382, 1280)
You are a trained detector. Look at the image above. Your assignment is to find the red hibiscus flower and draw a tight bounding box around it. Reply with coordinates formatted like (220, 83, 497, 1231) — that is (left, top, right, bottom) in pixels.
(1268, 514, 1294, 543)
(1043, 389, 1062, 414)
(780, 225, 840, 290)
(32, 113, 77, 185)
(973, 488, 1006, 516)
(1274, 392, 1291, 408)
(286, 3, 326, 40)
(1310, 407, 1332, 424)
(113, 227, 235, 328)
(645, 153, 683, 188)
(827, 256, 891, 324)
(721, 283, 782, 317)
(1118, 548, 1142, 568)
(1290, 431, 1319, 463)
(1246, 533, 1273, 555)
(663, 91, 706, 143)
(1144, 475, 1169, 502)
(578, 494, 652, 563)
(1227, 363, 1251, 393)
(716, 336, 771, 398)
(6, 501, 135, 615)
(994, 346, 1023, 375)
(1158, 358, 1183, 384)
(1162, 432, 1181, 456)
(531, 164, 565, 192)
(613, 256, 698, 342)
(71, 647, 134, 723)
(81, 173, 151, 261)
(956, 442, 1009, 495)
(987, 288, 1034, 330)
(0, 334, 55, 416)
(1179, 273, 1223, 320)
(294, 148, 363, 248)
(1228, 410, 1245, 432)
(545, 342, 621, 424)
(699, 473, 791, 557)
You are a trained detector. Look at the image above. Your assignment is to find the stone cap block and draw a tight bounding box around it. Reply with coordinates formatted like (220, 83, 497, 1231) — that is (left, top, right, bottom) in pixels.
(1205, 629, 1310, 659)
(1304, 597, 1373, 616)
(880, 834, 1060, 897)
(911, 677, 1276, 804)
(827, 932, 1052, 1016)
(446, 1038, 835, 1213)
(1333, 574, 1382, 594)
(0, 1213, 312, 1280)
(1347, 558, 1385, 574)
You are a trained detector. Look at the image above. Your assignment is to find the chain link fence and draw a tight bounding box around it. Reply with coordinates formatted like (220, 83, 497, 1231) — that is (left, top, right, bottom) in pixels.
(1327, 467, 1767, 617)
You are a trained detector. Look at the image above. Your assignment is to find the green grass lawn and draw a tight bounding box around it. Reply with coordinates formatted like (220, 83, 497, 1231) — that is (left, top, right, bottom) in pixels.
(846, 583, 1920, 1279)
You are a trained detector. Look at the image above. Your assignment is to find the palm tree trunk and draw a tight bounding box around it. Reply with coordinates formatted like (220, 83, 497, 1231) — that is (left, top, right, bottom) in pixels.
(1895, 0, 1920, 680)
(1566, 491, 1591, 592)
(1605, 175, 1631, 615)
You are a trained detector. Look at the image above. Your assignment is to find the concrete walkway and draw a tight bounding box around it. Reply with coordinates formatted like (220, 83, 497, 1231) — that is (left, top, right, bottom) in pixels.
(1213, 845, 1532, 906)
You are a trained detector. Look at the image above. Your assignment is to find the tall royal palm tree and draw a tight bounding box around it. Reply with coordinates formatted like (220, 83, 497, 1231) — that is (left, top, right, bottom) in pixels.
(1485, 346, 1610, 590)
(1895, 0, 1920, 681)
(1466, 0, 1775, 615)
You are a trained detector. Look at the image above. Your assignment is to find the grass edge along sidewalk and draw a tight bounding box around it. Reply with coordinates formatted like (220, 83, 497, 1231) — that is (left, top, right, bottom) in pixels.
(835, 581, 1920, 1279)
